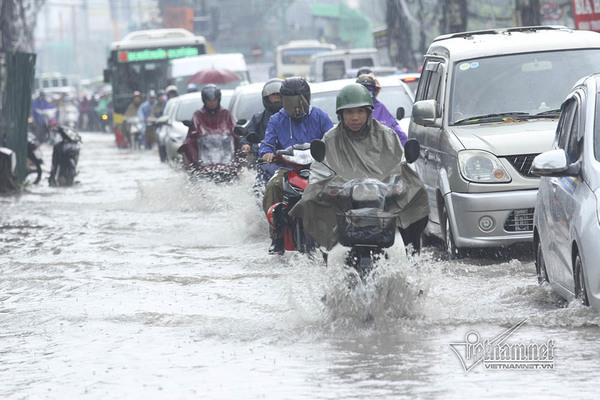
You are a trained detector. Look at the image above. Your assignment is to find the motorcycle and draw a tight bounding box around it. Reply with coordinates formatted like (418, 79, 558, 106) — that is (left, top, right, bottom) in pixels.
(48, 125, 81, 187)
(26, 132, 43, 184)
(61, 101, 80, 130)
(125, 116, 143, 150)
(101, 110, 113, 134)
(310, 139, 421, 280)
(182, 120, 246, 183)
(33, 107, 59, 143)
(246, 132, 315, 254)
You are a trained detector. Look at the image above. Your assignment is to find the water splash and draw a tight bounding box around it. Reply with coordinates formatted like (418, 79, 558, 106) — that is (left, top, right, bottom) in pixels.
(319, 233, 430, 332)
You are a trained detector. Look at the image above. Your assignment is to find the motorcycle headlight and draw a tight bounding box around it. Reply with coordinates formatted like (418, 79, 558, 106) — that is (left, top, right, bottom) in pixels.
(458, 150, 511, 183)
(282, 149, 313, 166)
(352, 183, 382, 203)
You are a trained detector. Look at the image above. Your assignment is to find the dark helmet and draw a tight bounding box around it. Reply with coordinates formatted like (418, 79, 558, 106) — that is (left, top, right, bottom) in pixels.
(280, 77, 310, 103)
(201, 84, 221, 103)
(356, 74, 377, 89)
(335, 83, 374, 114)
(262, 78, 283, 113)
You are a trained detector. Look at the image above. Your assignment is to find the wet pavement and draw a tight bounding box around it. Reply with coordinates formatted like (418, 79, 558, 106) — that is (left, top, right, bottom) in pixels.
(1, 132, 599, 399)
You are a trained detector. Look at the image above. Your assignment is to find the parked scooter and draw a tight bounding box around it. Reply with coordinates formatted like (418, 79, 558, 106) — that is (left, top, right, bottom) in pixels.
(310, 139, 421, 279)
(48, 125, 81, 187)
(26, 132, 43, 184)
(246, 132, 315, 254)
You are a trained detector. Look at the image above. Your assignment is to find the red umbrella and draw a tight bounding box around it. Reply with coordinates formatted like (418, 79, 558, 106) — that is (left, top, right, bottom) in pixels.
(187, 68, 242, 85)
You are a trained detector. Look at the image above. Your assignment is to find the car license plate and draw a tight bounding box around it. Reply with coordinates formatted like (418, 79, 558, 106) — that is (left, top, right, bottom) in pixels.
(514, 209, 529, 231)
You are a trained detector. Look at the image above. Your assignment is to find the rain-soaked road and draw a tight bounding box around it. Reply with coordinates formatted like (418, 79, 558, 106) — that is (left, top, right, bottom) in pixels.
(2, 131, 600, 399)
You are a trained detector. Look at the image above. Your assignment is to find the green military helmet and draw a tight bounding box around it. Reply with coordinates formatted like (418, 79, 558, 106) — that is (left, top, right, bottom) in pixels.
(335, 83, 374, 113)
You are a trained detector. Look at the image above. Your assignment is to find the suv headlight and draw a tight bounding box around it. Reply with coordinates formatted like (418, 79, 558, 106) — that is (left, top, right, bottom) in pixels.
(458, 150, 511, 183)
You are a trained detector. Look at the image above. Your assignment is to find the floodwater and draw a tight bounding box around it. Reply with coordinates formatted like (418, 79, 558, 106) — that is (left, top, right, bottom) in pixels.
(1, 132, 600, 399)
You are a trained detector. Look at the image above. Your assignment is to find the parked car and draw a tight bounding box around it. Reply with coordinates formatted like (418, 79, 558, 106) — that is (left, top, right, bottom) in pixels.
(532, 73, 600, 311)
(310, 75, 414, 133)
(156, 90, 234, 164)
(409, 26, 600, 259)
(395, 72, 420, 97)
(228, 82, 264, 123)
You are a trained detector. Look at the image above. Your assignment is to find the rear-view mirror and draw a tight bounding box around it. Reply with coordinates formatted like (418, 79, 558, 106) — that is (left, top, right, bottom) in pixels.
(531, 149, 580, 176)
(396, 107, 405, 120)
(234, 125, 248, 137)
(245, 132, 261, 144)
(404, 138, 420, 164)
(310, 139, 326, 162)
(182, 120, 193, 128)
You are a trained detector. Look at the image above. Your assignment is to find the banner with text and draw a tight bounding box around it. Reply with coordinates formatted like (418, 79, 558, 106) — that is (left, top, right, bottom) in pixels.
(572, 0, 600, 31)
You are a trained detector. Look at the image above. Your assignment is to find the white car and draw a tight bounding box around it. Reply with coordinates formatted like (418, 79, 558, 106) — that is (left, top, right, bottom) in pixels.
(532, 73, 600, 311)
(228, 82, 265, 123)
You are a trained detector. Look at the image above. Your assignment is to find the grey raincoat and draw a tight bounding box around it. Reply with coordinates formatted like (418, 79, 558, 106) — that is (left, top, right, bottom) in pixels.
(290, 116, 429, 250)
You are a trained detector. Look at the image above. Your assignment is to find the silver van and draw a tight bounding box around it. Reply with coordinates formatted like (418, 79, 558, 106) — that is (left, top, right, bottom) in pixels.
(408, 26, 600, 258)
(309, 48, 380, 82)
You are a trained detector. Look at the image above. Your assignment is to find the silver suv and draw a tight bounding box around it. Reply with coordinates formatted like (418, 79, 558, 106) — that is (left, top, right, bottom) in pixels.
(409, 26, 600, 258)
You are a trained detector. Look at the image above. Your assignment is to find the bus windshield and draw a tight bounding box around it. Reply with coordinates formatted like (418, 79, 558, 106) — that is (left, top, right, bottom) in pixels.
(275, 41, 335, 78)
(281, 47, 331, 65)
(113, 61, 170, 113)
(106, 29, 206, 115)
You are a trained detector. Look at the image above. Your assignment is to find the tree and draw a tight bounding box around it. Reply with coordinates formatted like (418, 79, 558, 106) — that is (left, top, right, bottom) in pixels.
(439, 0, 468, 33)
(386, 0, 418, 71)
(0, 0, 45, 52)
(514, 0, 540, 26)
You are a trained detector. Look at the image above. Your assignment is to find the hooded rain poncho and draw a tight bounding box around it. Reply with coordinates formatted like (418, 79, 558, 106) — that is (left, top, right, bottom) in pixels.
(290, 116, 429, 250)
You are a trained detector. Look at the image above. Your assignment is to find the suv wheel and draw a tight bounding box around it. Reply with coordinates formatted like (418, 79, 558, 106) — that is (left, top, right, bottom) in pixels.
(442, 203, 461, 260)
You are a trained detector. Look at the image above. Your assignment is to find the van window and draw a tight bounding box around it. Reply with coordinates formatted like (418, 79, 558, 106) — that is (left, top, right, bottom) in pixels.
(416, 60, 443, 103)
(323, 60, 346, 81)
(351, 58, 374, 69)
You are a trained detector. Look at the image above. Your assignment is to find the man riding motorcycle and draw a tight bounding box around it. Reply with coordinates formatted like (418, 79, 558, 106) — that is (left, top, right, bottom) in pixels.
(240, 78, 284, 188)
(290, 83, 429, 253)
(31, 91, 58, 142)
(178, 84, 238, 173)
(260, 77, 333, 254)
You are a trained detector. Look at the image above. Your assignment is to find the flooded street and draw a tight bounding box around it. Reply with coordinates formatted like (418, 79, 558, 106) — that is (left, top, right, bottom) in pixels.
(2, 132, 600, 399)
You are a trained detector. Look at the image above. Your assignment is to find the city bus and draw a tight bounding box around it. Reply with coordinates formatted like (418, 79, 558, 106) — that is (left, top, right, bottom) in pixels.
(274, 40, 335, 78)
(104, 28, 206, 144)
